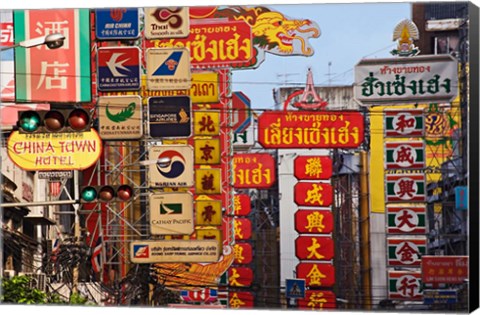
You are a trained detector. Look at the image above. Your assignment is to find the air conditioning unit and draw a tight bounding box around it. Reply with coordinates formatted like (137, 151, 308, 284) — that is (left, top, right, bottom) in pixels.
(18, 272, 47, 291)
(3, 270, 16, 278)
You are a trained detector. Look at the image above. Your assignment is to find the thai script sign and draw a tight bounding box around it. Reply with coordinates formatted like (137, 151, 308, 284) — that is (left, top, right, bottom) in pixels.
(384, 141, 425, 169)
(98, 96, 143, 140)
(7, 130, 102, 171)
(296, 263, 335, 288)
(385, 173, 426, 202)
(130, 239, 219, 263)
(386, 205, 426, 234)
(295, 209, 334, 234)
(295, 236, 334, 261)
(95, 8, 140, 39)
(0, 22, 13, 46)
(294, 182, 333, 207)
(297, 290, 336, 310)
(14, 9, 91, 102)
(384, 109, 425, 137)
(421, 256, 468, 284)
(354, 55, 458, 105)
(149, 192, 194, 235)
(233, 153, 276, 189)
(258, 111, 364, 149)
(144, 7, 189, 39)
(148, 145, 194, 187)
(387, 237, 427, 266)
(294, 156, 332, 180)
(388, 271, 423, 300)
(147, 20, 253, 68)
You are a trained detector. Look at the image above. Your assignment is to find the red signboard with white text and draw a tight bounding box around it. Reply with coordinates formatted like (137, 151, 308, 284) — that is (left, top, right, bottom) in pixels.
(421, 256, 468, 284)
(1, 22, 13, 46)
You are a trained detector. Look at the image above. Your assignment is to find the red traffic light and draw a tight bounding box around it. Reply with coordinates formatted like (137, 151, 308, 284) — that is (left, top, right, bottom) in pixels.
(17, 108, 91, 133)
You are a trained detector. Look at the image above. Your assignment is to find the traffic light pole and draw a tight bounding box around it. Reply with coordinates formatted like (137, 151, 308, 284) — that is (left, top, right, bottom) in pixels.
(72, 170, 81, 295)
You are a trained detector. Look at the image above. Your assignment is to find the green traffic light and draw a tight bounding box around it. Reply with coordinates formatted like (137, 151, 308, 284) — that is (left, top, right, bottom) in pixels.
(81, 186, 97, 202)
(19, 111, 41, 132)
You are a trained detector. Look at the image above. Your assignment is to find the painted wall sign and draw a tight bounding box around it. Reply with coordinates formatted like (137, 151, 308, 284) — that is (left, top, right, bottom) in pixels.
(295, 209, 334, 234)
(294, 182, 333, 207)
(148, 96, 191, 138)
(234, 218, 252, 240)
(384, 141, 426, 169)
(7, 130, 102, 171)
(386, 205, 426, 234)
(258, 111, 364, 149)
(354, 55, 458, 105)
(147, 20, 253, 68)
(149, 192, 194, 235)
(388, 271, 423, 300)
(130, 239, 219, 263)
(14, 9, 91, 102)
(294, 156, 333, 180)
(296, 263, 335, 288)
(295, 236, 334, 261)
(233, 194, 251, 216)
(148, 145, 194, 187)
(95, 8, 140, 39)
(384, 109, 425, 137)
(97, 47, 141, 91)
(233, 153, 276, 189)
(233, 242, 252, 265)
(146, 48, 191, 90)
(98, 96, 143, 139)
(387, 237, 427, 266)
(144, 7, 189, 39)
(297, 290, 336, 310)
(421, 256, 468, 284)
(385, 173, 426, 202)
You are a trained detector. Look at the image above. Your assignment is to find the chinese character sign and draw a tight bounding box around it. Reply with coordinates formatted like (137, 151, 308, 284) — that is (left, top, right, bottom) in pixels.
(294, 155, 333, 180)
(233, 194, 251, 216)
(387, 238, 427, 266)
(14, 9, 91, 102)
(388, 271, 423, 300)
(384, 109, 424, 137)
(297, 290, 336, 310)
(295, 209, 334, 234)
(294, 182, 333, 207)
(295, 236, 334, 261)
(296, 263, 335, 288)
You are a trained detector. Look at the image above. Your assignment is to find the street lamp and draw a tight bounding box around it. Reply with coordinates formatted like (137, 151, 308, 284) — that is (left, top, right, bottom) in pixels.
(0, 33, 65, 51)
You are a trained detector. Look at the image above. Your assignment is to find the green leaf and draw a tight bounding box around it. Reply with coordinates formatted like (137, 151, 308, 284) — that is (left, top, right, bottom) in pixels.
(106, 102, 136, 122)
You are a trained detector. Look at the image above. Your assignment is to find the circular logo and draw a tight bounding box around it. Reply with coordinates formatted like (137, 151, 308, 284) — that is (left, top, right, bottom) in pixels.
(156, 150, 186, 178)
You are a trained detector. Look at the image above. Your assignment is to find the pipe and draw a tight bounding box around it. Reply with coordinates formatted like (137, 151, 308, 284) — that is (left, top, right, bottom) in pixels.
(359, 150, 372, 310)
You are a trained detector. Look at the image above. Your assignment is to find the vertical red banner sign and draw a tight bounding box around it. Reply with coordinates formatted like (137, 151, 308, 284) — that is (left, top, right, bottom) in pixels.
(294, 156, 333, 180)
(295, 236, 334, 261)
(294, 182, 333, 207)
(234, 194, 251, 216)
(234, 218, 252, 240)
(228, 291, 254, 308)
(297, 290, 337, 310)
(294, 209, 334, 234)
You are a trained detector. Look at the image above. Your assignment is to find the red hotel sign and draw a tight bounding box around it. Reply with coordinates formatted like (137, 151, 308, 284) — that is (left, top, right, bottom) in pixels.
(421, 256, 468, 284)
(258, 111, 364, 149)
(233, 153, 276, 189)
(294, 156, 332, 180)
(295, 236, 334, 261)
(295, 210, 334, 234)
(294, 182, 333, 207)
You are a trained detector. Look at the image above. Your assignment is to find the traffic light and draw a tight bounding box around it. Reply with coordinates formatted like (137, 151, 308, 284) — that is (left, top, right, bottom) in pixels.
(17, 108, 91, 133)
(80, 185, 134, 203)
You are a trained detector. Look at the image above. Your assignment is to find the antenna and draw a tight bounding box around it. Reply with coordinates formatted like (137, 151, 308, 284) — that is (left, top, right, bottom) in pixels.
(325, 61, 337, 86)
(276, 73, 300, 86)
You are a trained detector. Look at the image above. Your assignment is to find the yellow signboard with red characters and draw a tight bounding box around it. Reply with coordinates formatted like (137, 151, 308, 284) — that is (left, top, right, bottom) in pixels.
(7, 130, 102, 171)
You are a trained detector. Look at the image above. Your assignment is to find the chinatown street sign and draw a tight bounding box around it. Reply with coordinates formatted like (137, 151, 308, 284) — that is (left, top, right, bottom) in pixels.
(130, 239, 219, 263)
(295, 209, 334, 234)
(148, 96, 191, 138)
(97, 47, 141, 91)
(258, 111, 364, 149)
(384, 109, 425, 137)
(386, 205, 426, 234)
(297, 290, 336, 310)
(148, 145, 194, 187)
(384, 141, 426, 169)
(294, 182, 333, 207)
(295, 236, 334, 261)
(388, 271, 423, 300)
(233, 153, 276, 189)
(387, 237, 427, 267)
(385, 173, 426, 202)
(421, 256, 468, 284)
(98, 96, 143, 140)
(294, 156, 333, 180)
(296, 263, 335, 288)
(146, 48, 191, 90)
(7, 130, 102, 171)
(354, 55, 458, 105)
(149, 192, 194, 235)
(144, 7, 190, 39)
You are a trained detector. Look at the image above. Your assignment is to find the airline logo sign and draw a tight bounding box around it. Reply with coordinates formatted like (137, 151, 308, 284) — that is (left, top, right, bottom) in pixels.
(144, 7, 189, 39)
(148, 96, 191, 138)
(130, 239, 219, 263)
(148, 145, 194, 187)
(98, 96, 143, 140)
(97, 47, 141, 91)
(146, 48, 191, 90)
(95, 8, 140, 39)
(149, 192, 194, 235)
(385, 141, 425, 169)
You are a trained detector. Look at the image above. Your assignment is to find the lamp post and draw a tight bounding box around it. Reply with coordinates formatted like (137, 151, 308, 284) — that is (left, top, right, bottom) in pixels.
(0, 33, 65, 51)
